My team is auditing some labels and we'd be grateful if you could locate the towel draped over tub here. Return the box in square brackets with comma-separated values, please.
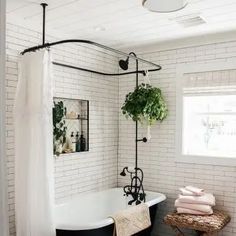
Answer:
[111, 203, 151, 236]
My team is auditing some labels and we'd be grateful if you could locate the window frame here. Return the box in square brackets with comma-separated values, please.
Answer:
[176, 60, 236, 166]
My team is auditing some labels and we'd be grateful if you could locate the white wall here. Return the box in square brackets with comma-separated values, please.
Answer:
[0, 0, 9, 235]
[5, 23, 119, 235]
[118, 41, 236, 236]
[5, 21, 236, 236]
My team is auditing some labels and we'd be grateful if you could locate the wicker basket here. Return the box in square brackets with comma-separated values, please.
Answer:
[164, 210, 230, 235]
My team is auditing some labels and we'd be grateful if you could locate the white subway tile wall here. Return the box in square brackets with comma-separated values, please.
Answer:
[118, 44, 236, 236]
[6, 23, 119, 236]
[5, 22, 236, 236]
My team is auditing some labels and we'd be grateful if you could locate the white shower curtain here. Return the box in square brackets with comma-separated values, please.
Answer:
[14, 50, 55, 236]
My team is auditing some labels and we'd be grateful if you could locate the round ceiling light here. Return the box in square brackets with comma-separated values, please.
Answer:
[142, 0, 188, 13]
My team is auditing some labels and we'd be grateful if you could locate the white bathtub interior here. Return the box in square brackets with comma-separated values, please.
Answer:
[54, 188, 166, 231]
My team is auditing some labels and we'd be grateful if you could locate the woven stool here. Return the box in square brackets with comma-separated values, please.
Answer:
[164, 210, 230, 236]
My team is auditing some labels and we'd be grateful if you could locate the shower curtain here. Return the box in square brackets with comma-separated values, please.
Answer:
[14, 50, 55, 236]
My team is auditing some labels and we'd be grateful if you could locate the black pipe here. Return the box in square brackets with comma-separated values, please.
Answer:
[40, 3, 48, 45]
[118, 52, 148, 204]
[137, 137, 147, 142]
[132, 52, 139, 196]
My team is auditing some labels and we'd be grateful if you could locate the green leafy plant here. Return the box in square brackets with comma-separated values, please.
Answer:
[53, 101, 67, 155]
[121, 83, 168, 125]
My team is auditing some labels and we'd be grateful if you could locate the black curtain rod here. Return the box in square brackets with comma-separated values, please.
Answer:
[21, 39, 161, 71]
[21, 4, 162, 77]
[53, 61, 161, 76]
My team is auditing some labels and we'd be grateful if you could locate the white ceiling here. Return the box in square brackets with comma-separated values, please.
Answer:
[6, 0, 236, 48]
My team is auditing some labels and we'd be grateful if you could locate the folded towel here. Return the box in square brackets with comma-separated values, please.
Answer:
[175, 199, 213, 213]
[179, 188, 197, 196]
[177, 207, 213, 215]
[185, 186, 204, 196]
[111, 203, 151, 236]
[178, 193, 215, 206]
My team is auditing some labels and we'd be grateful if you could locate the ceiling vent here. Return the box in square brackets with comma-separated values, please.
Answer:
[170, 14, 206, 28]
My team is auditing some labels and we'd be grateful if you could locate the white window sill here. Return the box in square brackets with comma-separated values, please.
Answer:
[176, 155, 236, 166]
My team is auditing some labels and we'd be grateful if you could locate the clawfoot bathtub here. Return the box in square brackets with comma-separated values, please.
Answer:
[55, 188, 166, 236]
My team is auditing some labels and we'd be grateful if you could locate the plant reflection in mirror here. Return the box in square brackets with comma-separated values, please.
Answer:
[53, 101, 67, 155]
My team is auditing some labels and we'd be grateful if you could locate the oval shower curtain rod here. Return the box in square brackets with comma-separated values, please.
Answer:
[21, 39, 161, 76]
[20, 3, 162, 76]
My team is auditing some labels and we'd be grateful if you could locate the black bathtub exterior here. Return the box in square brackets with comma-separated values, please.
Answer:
[56, 204, 158, 236]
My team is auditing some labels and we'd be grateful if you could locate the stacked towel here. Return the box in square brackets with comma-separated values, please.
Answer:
[175, 186, 215, 215]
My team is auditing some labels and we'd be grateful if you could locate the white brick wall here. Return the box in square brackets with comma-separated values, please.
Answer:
[6, 23, 119, 236]
[118, 42, 236, 236]
[5, 22, 236, 236]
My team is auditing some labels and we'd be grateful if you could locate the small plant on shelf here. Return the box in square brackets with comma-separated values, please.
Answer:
[121, 83, 168, 139]
[53, 101, 67, 156]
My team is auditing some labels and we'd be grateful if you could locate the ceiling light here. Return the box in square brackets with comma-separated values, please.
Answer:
[142, 0, 188, 13]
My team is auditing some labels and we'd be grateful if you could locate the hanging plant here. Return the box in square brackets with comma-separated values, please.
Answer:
[53, 101, 67, 156]
[121, 83, 168, 128]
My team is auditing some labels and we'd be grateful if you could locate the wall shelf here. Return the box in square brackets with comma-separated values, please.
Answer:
[53, 97, 89, 155]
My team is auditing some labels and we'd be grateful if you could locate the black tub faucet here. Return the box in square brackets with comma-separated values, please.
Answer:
[120, 166, 146, 205]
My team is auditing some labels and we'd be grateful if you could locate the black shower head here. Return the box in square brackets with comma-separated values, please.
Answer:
[119, 57, 129, 70]
[120, 167, 128, 176]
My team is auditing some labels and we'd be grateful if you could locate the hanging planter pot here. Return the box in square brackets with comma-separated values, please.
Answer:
[121, 83, 168, 139]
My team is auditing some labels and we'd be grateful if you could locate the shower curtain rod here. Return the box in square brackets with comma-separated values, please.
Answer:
[20, 4, 161, 76]
[21, 3, 161, 76]
[21, 39, 161, 76]
[52, 62, 157, 76]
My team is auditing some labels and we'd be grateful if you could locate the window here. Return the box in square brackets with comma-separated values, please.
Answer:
[183, 93, 236, 158]
[176, 61, 236, 165]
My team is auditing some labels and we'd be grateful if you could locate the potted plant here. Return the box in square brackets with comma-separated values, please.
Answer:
[121, 83, 168, 139]
[53, 101, 67, 156]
